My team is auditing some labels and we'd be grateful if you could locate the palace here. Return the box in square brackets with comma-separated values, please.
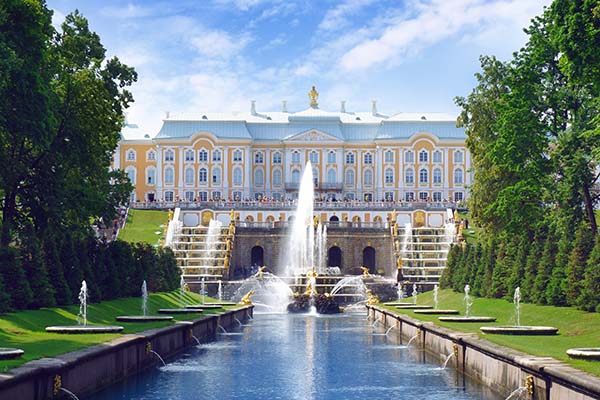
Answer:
[114, 88, 470, 205]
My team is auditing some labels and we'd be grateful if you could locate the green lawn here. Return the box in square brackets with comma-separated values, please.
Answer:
[457, 211, 479, 244]
[383, 289, 600, 376]
[119, 209, 168, 245]
[0, 290, 231, 372]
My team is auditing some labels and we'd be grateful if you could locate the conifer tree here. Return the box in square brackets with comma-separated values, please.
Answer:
[546, 232, 571, 306]
[43, 236, 72, 305]
[564, 223, 594, 306]
[0, 246, 32, 309]
[490, 241, 508, 298]
[533, 229, 557, 304]
[578, 236, 600, 311]
[21, 238, 55, 308]
[522, 235, 542, 302]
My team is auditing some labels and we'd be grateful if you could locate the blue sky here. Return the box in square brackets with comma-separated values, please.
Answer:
[47, 0, 551, 134]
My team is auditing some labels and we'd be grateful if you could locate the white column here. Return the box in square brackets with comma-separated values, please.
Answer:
[245, 147, 251, 197]
[113, 145, 120, 170]
[337, 149, 343, 182]
[223, 147, 229, 198]
[156, 146, 163, 199]
[398, 148, 403, 200]
[178, 147, 184, 198]
[375, 146, 382, 200]
[443, 147, 450, 200]
[265, 149, 271, 194]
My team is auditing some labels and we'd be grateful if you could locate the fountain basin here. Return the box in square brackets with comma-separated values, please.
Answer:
[566, 348, 600, 360]
[158, 308, 203, 314]
[45, 325, 124, 334]
[185, 304, 223, 310]
[204, 302, 236, 307]
[384, 302, 415, 306]
[413, 309, 460, 315]
[395, 305, 433, 310]
[0, 348, 24, 360]
[439, 316, 496, 322]
[480, 326, 558, 335]
[116, 316, 174, 322]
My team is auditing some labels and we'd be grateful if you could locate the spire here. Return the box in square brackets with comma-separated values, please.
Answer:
[250, 100, 257, 115]
[282, 100, 288, 113]
[340, 100, 346, 113]
[371, 100, 377, 115]
[308, 86, 319, 108]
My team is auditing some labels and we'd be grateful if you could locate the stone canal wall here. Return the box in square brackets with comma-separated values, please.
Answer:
[0, 306, 252, 400]
[367, 305, 600, 400]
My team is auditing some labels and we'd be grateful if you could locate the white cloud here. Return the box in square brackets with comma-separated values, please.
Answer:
[51, 9, 65, 30]
[213, 0, 276, 11]
[190, 30, 252, 59]
[318, 0, 377, 32]
[100, 3, 158, 18]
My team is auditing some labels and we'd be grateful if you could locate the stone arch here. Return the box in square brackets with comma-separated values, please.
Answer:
[245, 215, 254, 222]
[362, 246, 376, 273]
[327, 246, 342, 268]
[329, 215, 339, 222]
[251, 246, 264, 267]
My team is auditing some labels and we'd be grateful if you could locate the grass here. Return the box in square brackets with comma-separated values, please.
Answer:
[119, 209, 168, 245]
[457, 211, 479, 244]
[0, 290, 233, 372]
[382, 289, 600, 376]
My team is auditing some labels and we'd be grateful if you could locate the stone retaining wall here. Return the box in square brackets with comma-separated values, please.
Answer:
[0, 306, 253, 400]
[368, 306, 600, 400]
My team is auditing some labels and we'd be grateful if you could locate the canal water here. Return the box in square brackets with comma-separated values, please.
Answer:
[87, 312, 501, 400]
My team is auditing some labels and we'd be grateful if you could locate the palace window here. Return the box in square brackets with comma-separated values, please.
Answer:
[199, 168, 208, 183]
[126, 149, 136, 161]
[273, 169, 282, 186]
[345, 169, 355, 185]
[185, 150, 195, 162]
[385, 192, 394, 201]
[433, 168, 442, 184]
[419, 192, 429, 201]
[312, 168, 319, 185]
[184, 191, 194, 201]
[419, 150, 428, 163]
[146, 167, 156, 185]
[433, 192, 442, 202]
[309, 151, 319, 164]
[327, 169, 336, 184]
[212, 167, 222, 184]
[272, 152, 282, 164]
[164, 149, 174, 162]
[454, 150, 464, 163]
[184, 168, 194, 184]
[454, 192, 464, 202]
[212, 191, 221, 201]
[212, 149, 222, 162]
[364, 193, 373, 202]
[454, 168, 464, 184]
[419, 168, 428, 184]
[405, 192, 415, 202]
[198, 149, 208, 162]
[292, 151, 300, 163]
[164, 191, 174, 202]
[291, 169, 300, 184]
[328, 151, 336, 163]
[199, 191, 208, 201]
[147, 150, 156, 161]
[233, 168, 242, 185]
[405, 168, 414, 184]
[345, 193, 355, 200]
[433, 150, 442, 163]
[405, 150, 414, 163]
[385, 168, 394, 184]
[364, 169, 373, 185]
[345, 152, 355, 164]
[233, 191, 242, 201]
[273, 192, 282, 201]
[385, 150, 394, 163]
[254, 169, 264, 186]
[125, 166, 136, 185]
[364, 153, 373, 164]
[254, 152, 264, 164]
[164, 167, 174, 185]
[233, 150, 243, 162]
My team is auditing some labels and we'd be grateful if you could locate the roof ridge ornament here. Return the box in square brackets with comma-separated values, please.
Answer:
[308, 85, 319, 108]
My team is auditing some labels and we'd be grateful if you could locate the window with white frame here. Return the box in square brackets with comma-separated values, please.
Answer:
[419, 168, 428, 184]
[185, 150, 194, 162]
[292, 151, 300, 163]
[405, 150, 414, 163]
[198, 149, 208, 162]
[433, 192, 442, 202]
[385, 168, 394, 184]
[273, 192, 282, 201]
[312, 168, 319, 185]
[328, 151, 336, 163]
[212, 191, 221, 201]
[272, 169, 282, 186]
[254, 169, 264, 185]
[212, 167, 221, 184]
[164, 191, 174, 202]
[309, 151, 319, 164]
[419, 150, 428, 163]
[147, 150, 156, 161]
[184, 191, 194, 201]
[419, 192, 429, 201]
[454, 168, 464, 184]
[199, 168, 208, 183]
[199, 191, 208, 201]
[291, 169, 300, 183]
[454, 191, 464, 202]
[327, 169, 336, 183]
[405, 168, 414, 184]
[364, 153, 373, 164]
[364, 169, 373, 185]
[385, 150, 394, 163]
[212, 149, 221, 162]
[146, 167, 156, 185]
[345, 193, 355, 200]
[433, 150, 442, 163]
[126, 149, 136, 161]
[254, 152, 264, 164]
[125, 166, 136, 184]
[272, 152, 282, 164]
[233, 149, 243, 162]
[385, 192, 394, 201]
[345, 169, 355, 185]
[454, 150, 464, 163]
[164, 167, 174, 185]
[184, 168, 194, 184]
[433, 168, 442, 184]
[164, 149, 174, 162]
[346, 152, 355, 164]
[405, 192, 415, 201]
[233, 168, 242, 185]
[233, 191, 242, 201]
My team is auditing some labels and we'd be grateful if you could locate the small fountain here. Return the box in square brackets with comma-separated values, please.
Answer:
[117, 281, 174, 322]
[287, 269, 341, 314]
[46, 281, 124, 333]
[159, 279, 205, 315]
[441, 352, 454, 369]
[0, 348, 24, 360]
[406, 333, 420, 347]
[480, 287, 558, 335]
[414, 284, 459, 315]
[233, 269, 293, 312]
[439, 284, 496, 323]
[383, 283, 414, 306]
[394, 283, 432, 310]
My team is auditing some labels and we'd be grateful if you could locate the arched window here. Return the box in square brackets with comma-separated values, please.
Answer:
[272, 152, 282, 164]
[433, 168, 442, 184]
[233, 149, 243, 162]
[328, 151, 336, 163]
[212, 149, 222, 162]
[185, 150, 194, 162]
[273, 169, 282, 185]
[198, 149, 208, 162]
[292, 169, 300, 184]
[146, 167, 156, 185]
[364, 153, 373, 164]
[419, 150, 428, 163]
[125, 166, 136, 184]
[384, 150, 394, 163]
[199, 168, 208, 183]
[327, 169, 336, 184]
[405, 168, 414, 184]
[254, 152, 264, 164]
[345, 152, 355, 164]
[405, 150, 414, 163]
[454, 168, 464, 184]
[309, 151, 319, 164]
[254, 169, 264, 185]
[164, 149, 174, 162]
[164, 167, 174, 184]
[433, 150, 442, 163]
[385, 168, 394, 184]
[185, 167, 194, 184]
[345, 169, 355, 185]
[292, 151, 300, 163]
[419, 168, 428, 184]
[147, 150, 156, 161]
[364, 169, 373, 185]
[233, 168, 242, 185]
[126, 149, 136, 161]
[212, 167, 222, 184]
[454, 150, 464, 163]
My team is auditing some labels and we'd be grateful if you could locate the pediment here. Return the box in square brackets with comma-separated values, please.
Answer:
[284, 129, 343, 143]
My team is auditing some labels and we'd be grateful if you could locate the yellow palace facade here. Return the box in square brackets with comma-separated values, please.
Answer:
[114, 92, 470, 204]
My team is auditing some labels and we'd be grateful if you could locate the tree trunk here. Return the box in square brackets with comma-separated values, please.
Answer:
[583, 183, 597, 236]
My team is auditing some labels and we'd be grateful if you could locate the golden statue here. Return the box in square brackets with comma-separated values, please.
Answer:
[168, 209, 174, 221]
[224, 256, 230, 270]
[306, 268, 318, 279]
[313, 215, 319, 228]
[255, 266, 266, 280]
[308, 85, 319, 108]
[240, 290, 254, 305]
[228, 223, 235, 236]
[183, 283, 190, 292]
[397, 256, 403, 269]
[360, 266, 371, 277]
[229, 209, 235, 221]
[390, 209, 397, 224]
[365, 289, 379, 305]
[393, 223, 398, 237]
[342, 215, 348, 222]
[453, 209, 459, 222]
[304, 282, 317, 297]
[226, 239, 231, 251]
